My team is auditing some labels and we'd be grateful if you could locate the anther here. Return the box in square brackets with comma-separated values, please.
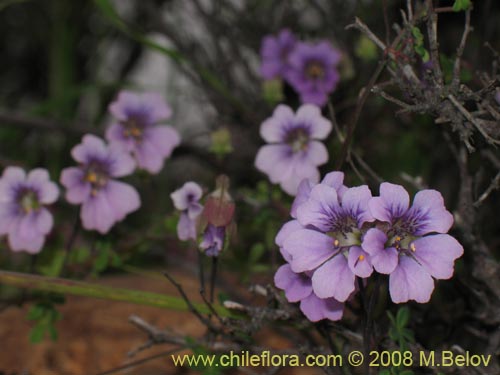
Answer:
[410, 243, 416, 252]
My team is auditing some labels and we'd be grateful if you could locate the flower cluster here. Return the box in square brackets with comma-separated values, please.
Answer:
[171, 176, 235, 258]
[275, 172, 464, 321]
[260, 29, 341, 107]
[1, 91, 180, 251]
[0, 167, 59, 253]
[255, 104, 332, 196]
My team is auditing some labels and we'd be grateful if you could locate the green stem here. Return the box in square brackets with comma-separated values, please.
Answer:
[0, 270, 239, 318]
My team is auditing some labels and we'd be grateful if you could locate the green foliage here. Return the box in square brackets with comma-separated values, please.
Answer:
[92, 241, 122, 276]
[262, 79, 284, 104]
[37, 249, 66, 277]
[388, 307, 415, 351]
[27, 299, 63, 344]
[355, 35, 378, 61]
[440, 54, 472, 84]
[453, 0, 472, 12]
[411, 27, 430, 62]
[209, 128, 233, 158]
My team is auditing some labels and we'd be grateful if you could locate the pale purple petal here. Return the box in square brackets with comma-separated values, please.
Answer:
[8, 213, 45, 254]
[0, 203, 17, 234]
[141, 92, 172, 121]
[362, 228, 398, 274]
[274, 264, 312, 302]
[27, 169, 59, 204]
[283, 229, 334, 273]
[260, 105, 294, 143]
[296, 184, 339, 232]
[300, 293, 344, 322]
[295, 104, 332, 140]
[109, 91, 140, 120]
[35, 208, 54, 235]
[80, 193, 117, 234]
[341, 185, 373, 226]
[255, 144, 294, 183]
[305, 141, 328, 166]
[290, 179, 314, 218]
[108, 144, 136, 177]
[369, 182, 410, 222]
[177, 212, 197, 241]
[411, 234, 464, 279]
[146, 126, 181, 158]
[347, 246, 373, 278]
[170, 182, 203, 211]
[312, 254, 355, 302]
[60, 167, 90, 204]
[71, 135, 107, 164]
[0, 167, 25, 202]
[106, 123, 135, 152]
[103, 180, 141, 221]
[409, 189, 454, 235]
[389, 256, 434, 303]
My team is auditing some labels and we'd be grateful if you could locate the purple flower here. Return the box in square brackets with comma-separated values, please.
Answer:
[60, 135, 141, 234]
[255, 104, 332, 196]
[171, 182, 203, 241]
[0, 167, 59, 253]
[286, 41, 341, 107]
[106, 91, 181, 174]
[260, 29, 297, 80]
[274, 220, 344, 322]
[200, 224, 225, 257]
[363, 183, 463, 303]
[282, 181, 374, 302]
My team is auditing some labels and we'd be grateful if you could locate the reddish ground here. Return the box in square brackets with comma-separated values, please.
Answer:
[0, 268, 322, 375]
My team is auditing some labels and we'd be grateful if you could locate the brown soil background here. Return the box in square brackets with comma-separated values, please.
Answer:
[0, 268, 322, 375]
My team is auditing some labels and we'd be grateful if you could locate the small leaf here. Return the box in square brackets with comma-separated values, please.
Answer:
[249, 243, 265, 264]
[29, 323, 47, 344]
[396, 307, 410, 328]
[27, 305, 46, 321]
[453, 0, 472, 12]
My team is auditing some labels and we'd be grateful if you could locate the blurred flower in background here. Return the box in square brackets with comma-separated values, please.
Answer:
[60, 135, 140, 234]
[255, 104, 332, 196]
[171, 181, 203, 241]
[0, 167, 59, 253]
[259, 29, 297, 80]
[106, 91, 181, 174]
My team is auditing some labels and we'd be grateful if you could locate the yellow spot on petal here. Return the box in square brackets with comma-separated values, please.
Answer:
[410, 243, 417, 252]
[395, 236, 401, 242]
[333, 239, 340, 247]
[130, 127, 141, 137]
[358, 255, 365, 261]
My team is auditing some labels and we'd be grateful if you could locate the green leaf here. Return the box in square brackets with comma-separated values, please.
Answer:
[29, 323, 47, 344]
[355, 35, 378, 61]
[249, 243, 265, 264]
[453, 0, 472, 11]
[38, 250, 66, 277]
[27, 305, 46, 321]
[262, 79, 284, 104]
[396, 307, 410, 328]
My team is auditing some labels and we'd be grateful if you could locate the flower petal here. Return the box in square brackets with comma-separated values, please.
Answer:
[389, 256, 434, 303]
[274, 264, 312, 302]
[295, 104, 332, 140]
[296, 184, 339, 232]
[260, 105, 294, 143]
[80, 193, 116, 234]
[369, 182, 410, 222]
[177, 212, 196, 241]
[104, 181, 141, 221]
[300, 293, 344, 322]
[283, 229, 334, 273]
[409, 189, 454, 235]
[411, 234, 463, 279]
[347, 246, 373, 278]
[28, 169, 59, 204]
[341, 185, 373, 226]
[60, 167, 90, 204]
[312, 254, 355, 301]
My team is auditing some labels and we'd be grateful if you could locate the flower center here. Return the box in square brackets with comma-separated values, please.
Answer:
[84, 161, 110, 196]
[388, 233, 417, 254]
[17, 188, 40, 214]
[306, 61, 325, 79]
[285, 127, 310, 152]
[122, 116, 145, 141]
